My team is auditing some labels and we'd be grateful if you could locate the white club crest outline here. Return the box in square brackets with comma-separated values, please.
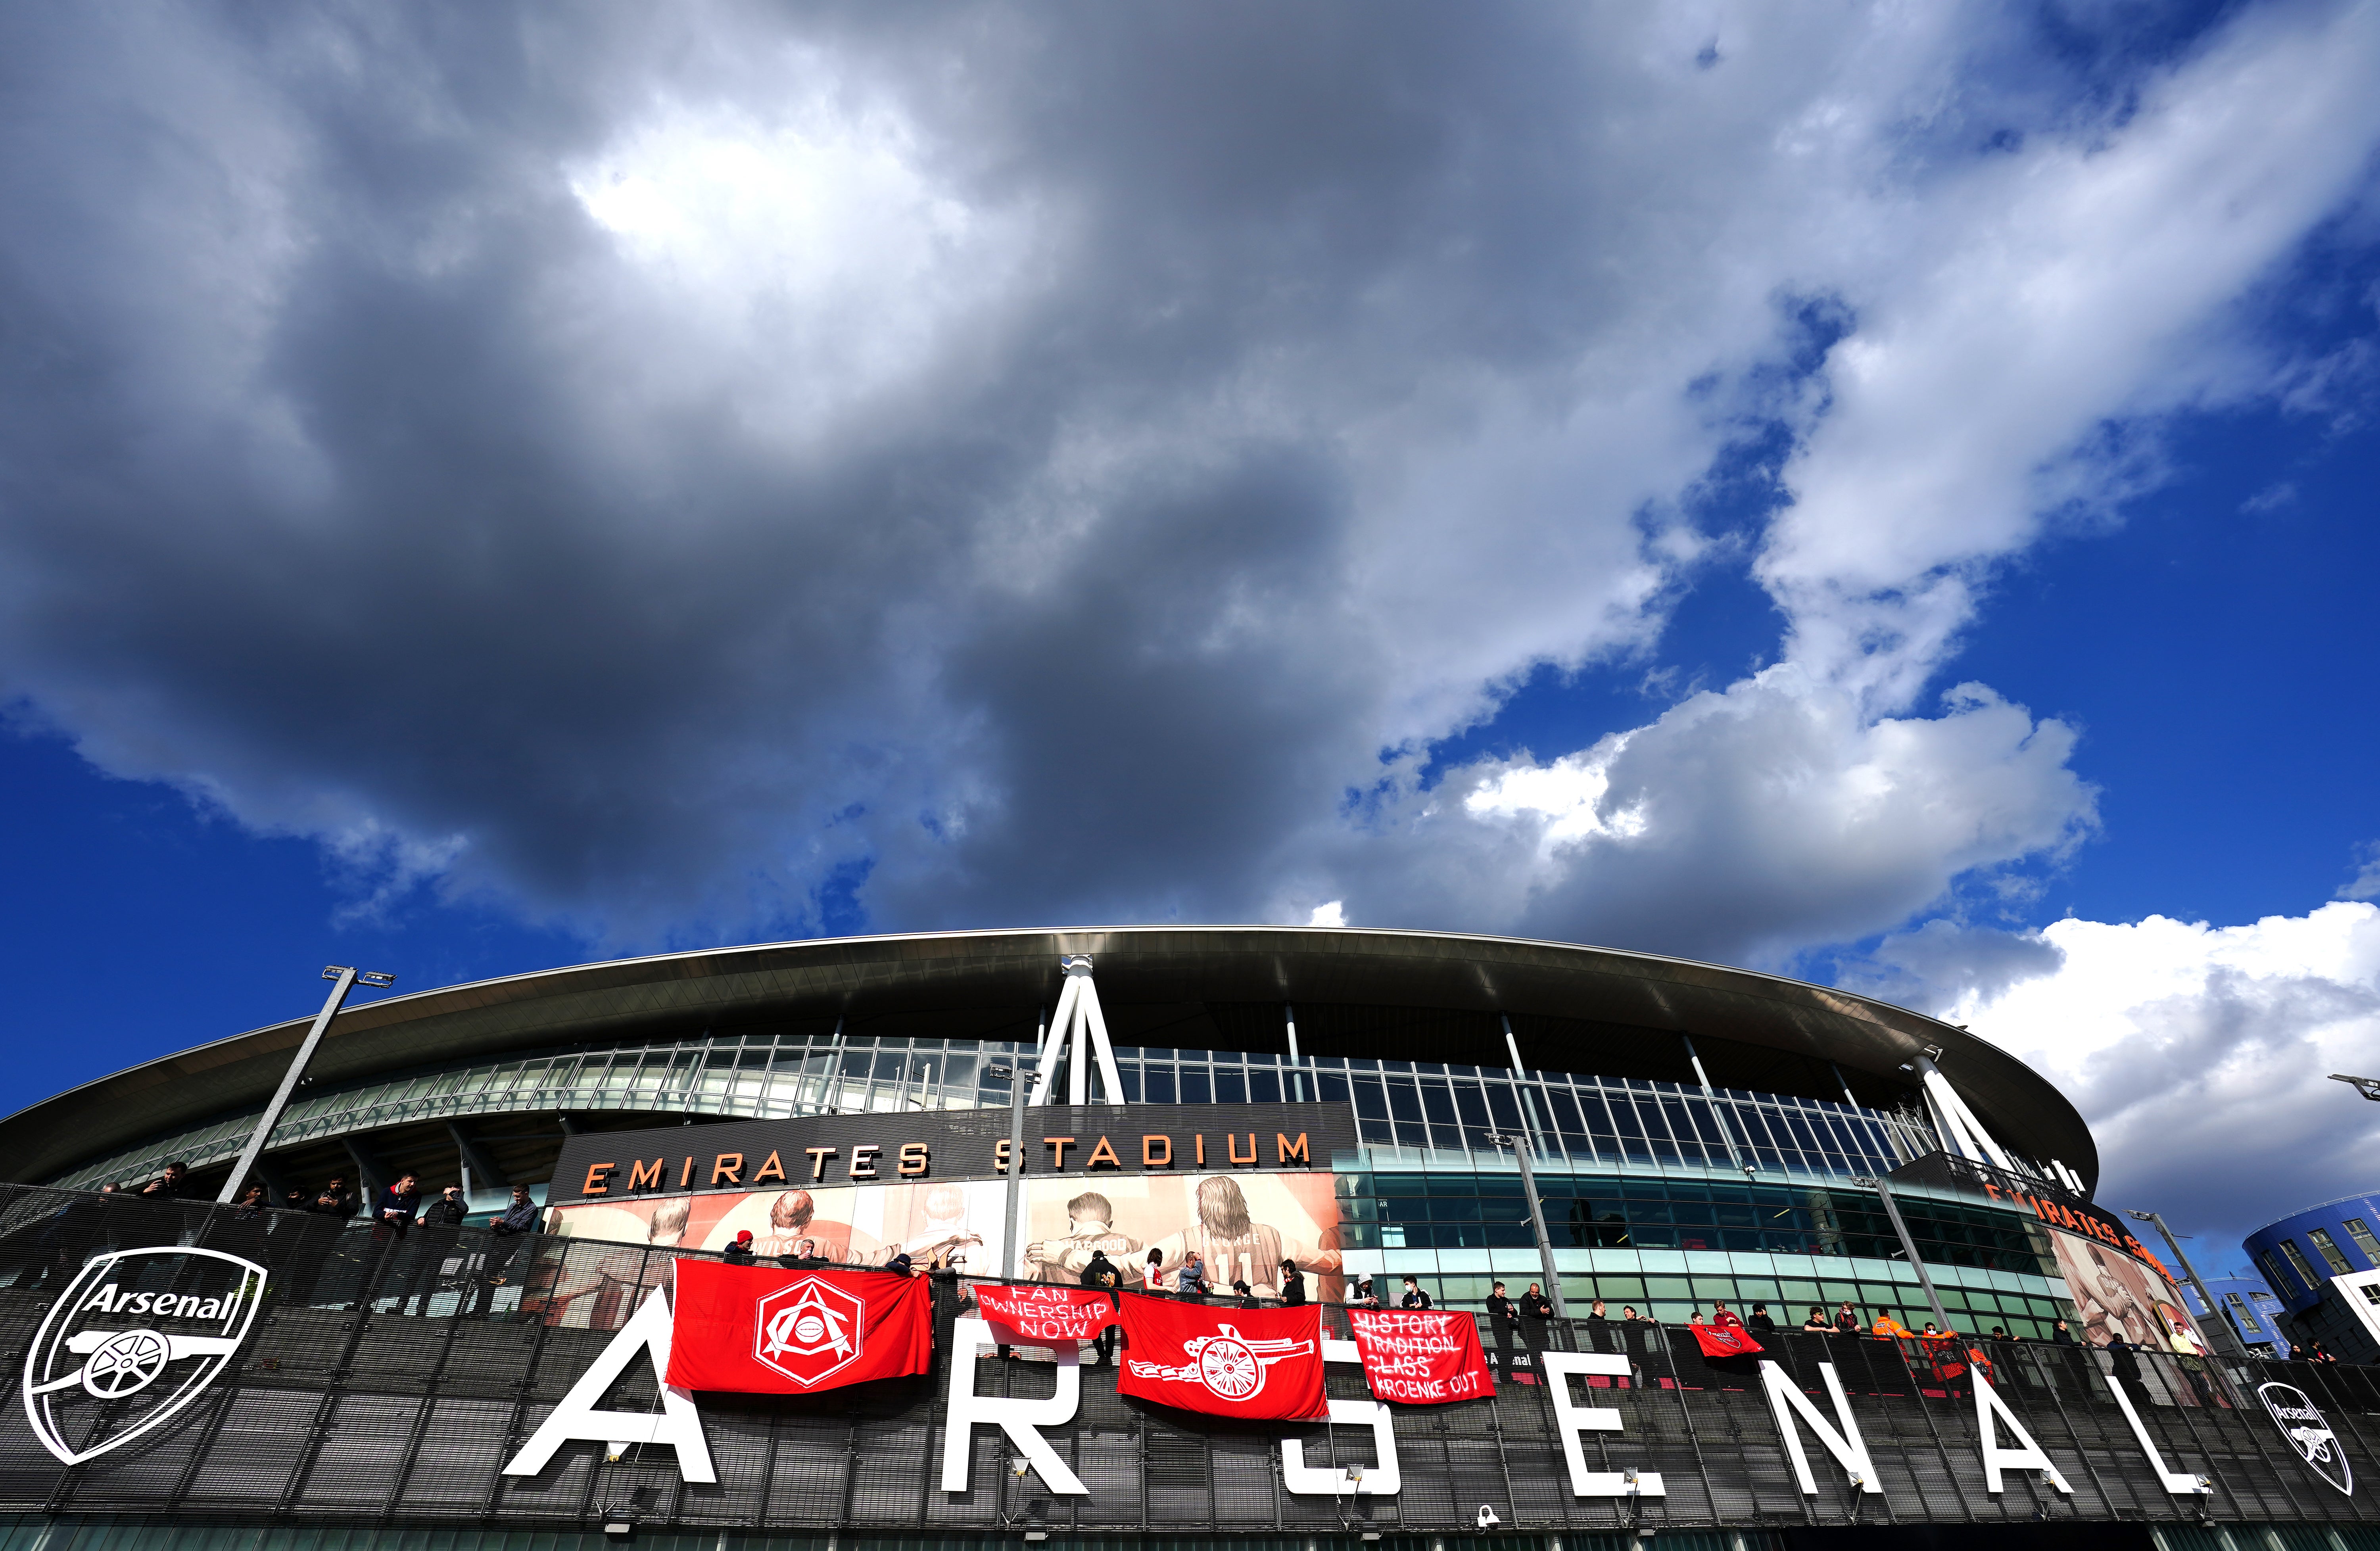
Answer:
[21, 1247, 268, 1467]
[752, 1276, 868, 1387]
[2260, 1381, 2353, 1496]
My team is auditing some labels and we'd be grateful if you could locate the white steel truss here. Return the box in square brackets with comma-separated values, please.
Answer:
[1027, 954, 1127, 1106]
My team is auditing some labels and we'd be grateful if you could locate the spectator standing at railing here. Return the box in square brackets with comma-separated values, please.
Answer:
[1484, 1281, 1519, 1365]
[1401, 1277, 1432, 1310]
[1748, 1304, 1776, 1335]
[392, 1183, 466, 1315]
[1231, 1278, 1259, 1309]
[1142, 1247, 1167, 1294]
[141, 1161, 199, 1200]
[1278, 1259, 1307, 1307]
[1711, 1300, 1744, 1330]
[722, 1231, 757, 1266]
[1835, 1301, 1861, 1335]
[1177, 1250, 1210, 1301]
[310, 1177, 360, 1219]
[1082, 1249, 1121, 1368]
[471, 1184, 545, 1316]
[349, 1172, 420, 1311]
[1803, 1307, 1831, 1332]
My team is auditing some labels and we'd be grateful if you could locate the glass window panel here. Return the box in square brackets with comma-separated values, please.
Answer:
[1249, 1070, 1282, 1103]
[2281, 1240, 2320, 1290]
[1144, 1068, 1177, 1104]
[1215, 1069, 1247, 1104]
[2347, 1219, 2380, 1264]
[2309, 1228, 2354, 1275]
[1385, 1081, 1424, 1125]
[1180, 1069, 1212, 1104]
[1420, 1082, 1459, 1126]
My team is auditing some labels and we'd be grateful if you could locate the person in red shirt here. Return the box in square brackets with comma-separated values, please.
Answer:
[1711, 1300, 1745, 1330]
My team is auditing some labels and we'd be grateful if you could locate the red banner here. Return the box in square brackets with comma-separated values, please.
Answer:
[665, 1261, 931, 1394]
[1689, 1321, 1764, 1358]
[973, 1284, 1118, 1344]
[1344, 1308, 1494, 1403]
[1119, 1294, 1326, 1420]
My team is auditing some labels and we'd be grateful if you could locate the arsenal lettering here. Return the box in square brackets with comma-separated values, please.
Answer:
[664, 1261, 931, 1394]
[1344, 1308, 1493, 1403]
[1118, 1294, 1326, 1420]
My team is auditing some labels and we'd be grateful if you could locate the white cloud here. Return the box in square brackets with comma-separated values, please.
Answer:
[0, 3, 2372, 961]
[1306, 900, 1346, 928]
[1856, 903, 2380, 1259]
[1333, 668, 2092, 964]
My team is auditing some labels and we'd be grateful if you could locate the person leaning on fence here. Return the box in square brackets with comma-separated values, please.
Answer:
[1803, 1307, 1831, 1332]
[351, 1172, 421, 1311]
[1748, 1303, 1776, 1335]
[395, 1183, 467, 1315]
[1177, 1250, 1209, 1300]
[721, 1230, 757, 1266]
[1401, 1277, 1432, 1310]
[1278, 1258, 1307, 1307]
[142, 1160, 199, 1200]
[1519, 1280, 1555, 1350]
[1835, 1300, 1861, 1334]
[1081, 1248, 1121, 1368]
[470, 1184, 544, 1316]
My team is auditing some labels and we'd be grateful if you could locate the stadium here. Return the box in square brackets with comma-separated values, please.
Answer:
[2, 925, 2090, 1333]
[0, 925, 2372, 1549]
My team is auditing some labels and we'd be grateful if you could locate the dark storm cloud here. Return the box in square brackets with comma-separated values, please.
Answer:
[0, 1, 2371, 954]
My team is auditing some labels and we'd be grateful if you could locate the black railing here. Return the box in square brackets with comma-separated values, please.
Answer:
[0, 1184, 2372, 1534]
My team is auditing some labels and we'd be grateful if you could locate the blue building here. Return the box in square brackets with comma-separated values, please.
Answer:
[2243, 1190, 2380, 1360]
[2181, 1271, 2288, 1357]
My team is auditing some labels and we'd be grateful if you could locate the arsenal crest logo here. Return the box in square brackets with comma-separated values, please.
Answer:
[21, 1247, 267, 1465]
[752, 1276, 867, 1387]
[1127, 1323, 1314, 1401]
[2260, 1382, 2353, 1495]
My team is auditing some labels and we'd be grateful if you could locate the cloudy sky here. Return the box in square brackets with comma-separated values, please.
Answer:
[3, 0, 2378, 1263]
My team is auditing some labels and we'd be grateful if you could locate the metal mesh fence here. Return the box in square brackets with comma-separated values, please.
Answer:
[0, 1185, 2373, 1536]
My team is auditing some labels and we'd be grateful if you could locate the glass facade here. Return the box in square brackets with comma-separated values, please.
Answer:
[1339, 1167, 2075, 1338]
[53, 1029, 1936, 1194]
[38, 999, 2075, 1339]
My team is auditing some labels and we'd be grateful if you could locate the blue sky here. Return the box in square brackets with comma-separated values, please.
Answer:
[2, 1, 2378, 1265]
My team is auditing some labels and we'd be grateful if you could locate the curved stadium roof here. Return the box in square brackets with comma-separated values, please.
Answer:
[0, 926, 2094, 1189]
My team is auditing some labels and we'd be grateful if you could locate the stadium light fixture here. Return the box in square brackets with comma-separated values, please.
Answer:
[2329, 1074, 2380, 1102]
[216, 965, 394, 1205]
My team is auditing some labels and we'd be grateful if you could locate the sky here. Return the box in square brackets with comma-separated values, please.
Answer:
[2, 0, 2378, 1272]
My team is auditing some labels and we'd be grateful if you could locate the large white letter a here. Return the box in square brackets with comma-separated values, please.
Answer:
[503, 1286, 716, 1483]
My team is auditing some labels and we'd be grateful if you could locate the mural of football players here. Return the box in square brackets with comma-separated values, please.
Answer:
[1143, 1175, 1337, 1300]
[1024, 1189, 1142, 1282]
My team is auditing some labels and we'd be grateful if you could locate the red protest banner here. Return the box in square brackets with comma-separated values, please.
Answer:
[1344, 1308, 1494, 1404]
[665, 1261, 932, 1394]
[973, 1284, 1118, 1344]
[1119, 1294, 1326, 1420]
[1688, 1319, 1764, 1358]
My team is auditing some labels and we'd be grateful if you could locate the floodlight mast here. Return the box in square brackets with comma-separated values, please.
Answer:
[216, 965, 395, 1205]
[2329, 1074, 2380, 1102]
[2125, 1207, 2255, 1364]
